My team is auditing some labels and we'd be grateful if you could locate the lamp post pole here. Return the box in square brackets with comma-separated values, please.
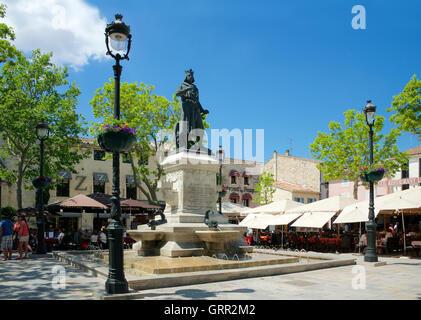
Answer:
[104, 14, 131, 294]
[218, 146, 223, 214]
[36, 136, 47, 254]
[364, 100, 378, 263]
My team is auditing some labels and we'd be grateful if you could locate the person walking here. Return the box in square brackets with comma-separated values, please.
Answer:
[15, 215, 31, 259]
[0, 212, 14, 261]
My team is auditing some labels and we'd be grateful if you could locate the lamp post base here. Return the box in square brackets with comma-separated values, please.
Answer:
[364, 220, 378, 263]
[105, 219, 129, 295]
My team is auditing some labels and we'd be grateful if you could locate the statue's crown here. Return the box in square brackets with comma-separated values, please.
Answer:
[185, 69, 194, 75]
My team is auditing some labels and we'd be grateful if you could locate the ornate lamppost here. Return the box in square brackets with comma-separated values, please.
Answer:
[104, 13, 132, 294]
[363, 100, 378, 262]
[34, 120, 50, 254]
[217, 146, 224, 214]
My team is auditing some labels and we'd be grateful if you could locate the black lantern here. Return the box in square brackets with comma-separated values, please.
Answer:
[105, 14, 132, 60]
[363, 100, 376, 126]
[36, 120, 50, 141]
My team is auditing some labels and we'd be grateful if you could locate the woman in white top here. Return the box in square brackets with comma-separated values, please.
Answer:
[90, 231, 98, 244]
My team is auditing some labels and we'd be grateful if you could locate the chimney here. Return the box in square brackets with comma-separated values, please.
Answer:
[285, 150, 290, 156]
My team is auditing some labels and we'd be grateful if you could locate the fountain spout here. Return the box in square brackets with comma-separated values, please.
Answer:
[204, 210, 219, 230]
[147, 210, 167, 230]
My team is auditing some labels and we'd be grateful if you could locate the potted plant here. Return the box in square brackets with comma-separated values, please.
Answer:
[219, 186, 227, 198]
[97, 120, 137, 153]
[360, 166, 388, 183]
[32, 177, 52, 190]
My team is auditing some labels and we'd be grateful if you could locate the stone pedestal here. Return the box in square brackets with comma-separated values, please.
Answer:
[128, 150, 250, 257]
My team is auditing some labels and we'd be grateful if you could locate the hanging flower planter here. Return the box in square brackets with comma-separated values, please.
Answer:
[219, 187, 227, 198]
[98, 123, 136, 153]
[360, 167, 388, 183]
[32, 177, 52, 190]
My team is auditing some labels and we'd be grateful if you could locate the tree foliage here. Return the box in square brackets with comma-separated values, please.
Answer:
[310, 109, 408, 199]
[90, 81, 181, 204]
[0, 4, 20, 63]
[254, 171, 276, 205]
[0, 50, 88, 208]
[388, 75, 421, 140]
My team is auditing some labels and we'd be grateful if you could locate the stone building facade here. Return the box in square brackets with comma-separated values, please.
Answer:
[264, 150, 323, 203]
[220, 158, 263, 208]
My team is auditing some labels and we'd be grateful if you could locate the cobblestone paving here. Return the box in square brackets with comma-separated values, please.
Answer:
[139, 253, 421, 300]
[0, 251, 420, 300]
[0, 253, 104, 300]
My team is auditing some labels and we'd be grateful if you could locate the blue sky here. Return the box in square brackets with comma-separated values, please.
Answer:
[4, 0, 421, 162]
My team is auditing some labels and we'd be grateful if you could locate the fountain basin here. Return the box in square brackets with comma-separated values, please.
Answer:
[194, 230, 240, 242]
[127, 230, 164, 241]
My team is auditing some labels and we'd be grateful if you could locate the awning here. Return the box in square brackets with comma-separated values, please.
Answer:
[57, 170, 72, 179]
[229, 170, 240, 177]
[291, 211, 337, 229]
[242, 172, 252, 178]
[229, 192, 240, 200]
[93, 172, 109, 183]
[266, 213, 303, 226]
[239, 214, 273, 229]
[242, 193, 252, 200]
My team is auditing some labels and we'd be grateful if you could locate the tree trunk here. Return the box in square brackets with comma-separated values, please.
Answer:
[353, 179, 359, 200]
[16, 167, 23, 209]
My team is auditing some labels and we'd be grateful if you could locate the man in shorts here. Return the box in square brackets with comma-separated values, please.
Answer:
[0, 213, 14, 261]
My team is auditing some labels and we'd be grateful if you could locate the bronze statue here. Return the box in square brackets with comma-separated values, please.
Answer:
[175, 69, 209, 151]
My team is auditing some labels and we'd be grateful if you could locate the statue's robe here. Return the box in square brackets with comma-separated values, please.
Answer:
[175, 81, 205, 133]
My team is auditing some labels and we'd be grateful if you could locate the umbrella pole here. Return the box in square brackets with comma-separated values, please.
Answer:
[281, 227, 284, 249]
[359, 222, 361, 254]
[401, 211, 406, 256]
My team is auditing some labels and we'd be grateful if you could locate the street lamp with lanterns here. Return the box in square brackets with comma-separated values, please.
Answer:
[104, 13, 131, 295]
[35, 119, 50, 254]
[217, 146, 224, 214]
[363, 100, 378, 263]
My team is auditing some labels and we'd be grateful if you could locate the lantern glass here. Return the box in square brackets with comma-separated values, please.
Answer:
[110, 32, 127, 51]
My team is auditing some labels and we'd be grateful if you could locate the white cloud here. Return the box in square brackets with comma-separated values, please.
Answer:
[2, 0, 108, 70]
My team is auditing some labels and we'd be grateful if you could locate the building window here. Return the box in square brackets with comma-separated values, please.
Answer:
[243, 199, 249, 207]
[122, 153, 131, 164]
[126, 185, 137, 199]
[56, 179, 70, 197]
[94, 150, 105, 161]
[294, 197, 304, 203]
[94, 182, 105, 194]
[244, 177, 249, 185]
[231, 176, 237, 184]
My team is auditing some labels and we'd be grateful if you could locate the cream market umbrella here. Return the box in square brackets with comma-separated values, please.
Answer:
[286, 196, 358, 214]
[239, 213, 274, 229]
[334, 187, 421, 254]
[291, 211, 337, 229]
[241, 199, 303, 216]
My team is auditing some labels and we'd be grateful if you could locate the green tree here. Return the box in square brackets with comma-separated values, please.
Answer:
[90, 81, 181, 204]
[254, 171, 276, 205]
[0, 3, 20, 63]
[388, 75, 421, 140]
[310, 109, 408, 199]
[0, 50, 88, 209]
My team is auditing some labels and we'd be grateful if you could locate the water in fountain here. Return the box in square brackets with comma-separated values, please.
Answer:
[232, 254, 240, 261]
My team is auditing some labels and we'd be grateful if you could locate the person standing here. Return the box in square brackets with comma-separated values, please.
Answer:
[0, 213, 14, 261]
[15, 215, 30, 259]
[99, 227, 107, 249]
